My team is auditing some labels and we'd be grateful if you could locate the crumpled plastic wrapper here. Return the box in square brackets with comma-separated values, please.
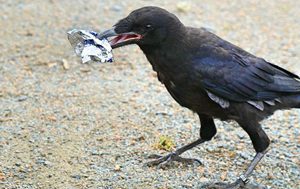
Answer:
[67, 29, 113, 63]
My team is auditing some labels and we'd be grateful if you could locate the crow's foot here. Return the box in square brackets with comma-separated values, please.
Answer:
[145, 152, 202, 167]
[208, 179, 266, 189]
[208, 179, 245, 189]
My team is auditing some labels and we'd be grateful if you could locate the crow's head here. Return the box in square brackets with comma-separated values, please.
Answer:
[98, 6, 184, 48]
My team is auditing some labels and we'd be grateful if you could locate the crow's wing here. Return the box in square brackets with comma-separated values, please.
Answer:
[193, 45, 300, 103]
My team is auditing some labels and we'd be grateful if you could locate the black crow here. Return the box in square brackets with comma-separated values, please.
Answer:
[98, 6, 300, 188]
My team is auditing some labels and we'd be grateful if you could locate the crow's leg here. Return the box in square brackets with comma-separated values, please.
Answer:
[210, 151, 268, 189]
[210, 122, 270, 189]
[146, 114, 216, 167]
[236, 151, 267, 186]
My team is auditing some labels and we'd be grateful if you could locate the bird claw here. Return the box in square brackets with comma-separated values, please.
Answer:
[145, 152, 202, 167]
[208, 179, 267, 189]
[147, 154, 164, 159]
[208, 180, 244, 189]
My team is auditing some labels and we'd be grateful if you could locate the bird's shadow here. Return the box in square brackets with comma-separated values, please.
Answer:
[201, 182, 267, 189]
[142, 160, 202, 171]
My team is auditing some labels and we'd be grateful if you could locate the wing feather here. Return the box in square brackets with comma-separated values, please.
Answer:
[193, 46, 300, 105]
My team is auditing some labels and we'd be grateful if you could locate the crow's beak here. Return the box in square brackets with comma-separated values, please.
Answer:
[97, 27, 142, 49]
[97, 27, 118, 39]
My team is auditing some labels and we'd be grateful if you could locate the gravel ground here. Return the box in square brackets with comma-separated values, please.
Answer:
[0, 0, 299, 188]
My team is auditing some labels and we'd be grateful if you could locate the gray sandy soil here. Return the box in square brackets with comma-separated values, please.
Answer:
[0, 0, 299, 188]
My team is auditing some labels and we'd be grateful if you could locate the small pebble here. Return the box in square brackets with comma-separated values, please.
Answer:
[62, 59, 70, 70]
[114, 165, 121, 171]
[17, 95, 27, 102]
[110, 5, 122, 12]
[176, 2, 191, 13]
[71, 174, 81, 180]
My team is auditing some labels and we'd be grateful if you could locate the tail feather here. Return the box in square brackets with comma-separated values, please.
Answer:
[281, 94, 300, 109]
[291, 94, 300, 108]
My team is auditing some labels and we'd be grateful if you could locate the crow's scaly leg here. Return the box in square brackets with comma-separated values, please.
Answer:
[238, 151, 267, 184]
[210, 151, 268, 189]
[210, 119, 270, 189]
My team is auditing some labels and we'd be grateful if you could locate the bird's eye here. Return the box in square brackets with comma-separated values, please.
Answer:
[145, 24, 152, 29]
